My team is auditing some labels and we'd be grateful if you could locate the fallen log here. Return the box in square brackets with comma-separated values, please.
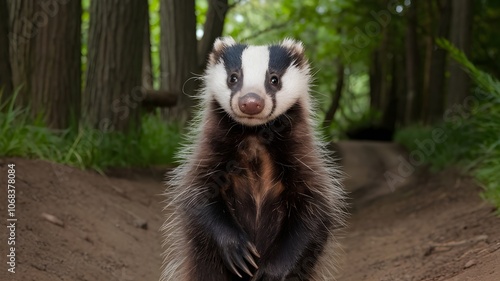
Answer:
[142, 89, 178, 108]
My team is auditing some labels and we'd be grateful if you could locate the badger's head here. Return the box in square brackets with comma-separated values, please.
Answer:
[204, 37, 311, 127]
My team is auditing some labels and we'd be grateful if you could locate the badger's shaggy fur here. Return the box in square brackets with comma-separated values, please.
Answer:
[161, 37, 346, 281]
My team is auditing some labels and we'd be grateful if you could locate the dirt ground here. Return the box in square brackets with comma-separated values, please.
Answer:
[0, 141, 499, 281]
[336, 142, 500, 281]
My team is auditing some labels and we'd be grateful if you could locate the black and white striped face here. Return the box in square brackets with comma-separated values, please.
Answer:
[205, 37, 311, 126]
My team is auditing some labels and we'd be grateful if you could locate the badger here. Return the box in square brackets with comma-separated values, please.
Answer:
[161, 37, 346, 281]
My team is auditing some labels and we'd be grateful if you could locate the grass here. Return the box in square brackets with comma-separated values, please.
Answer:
[395, 39, 500, 210]
[61, 112, 182, 171]
[0, 90, 65, 161]
[0, 91, 182, 172]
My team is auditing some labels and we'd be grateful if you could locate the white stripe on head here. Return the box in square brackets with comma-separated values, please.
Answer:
[241, 46, 270, 92]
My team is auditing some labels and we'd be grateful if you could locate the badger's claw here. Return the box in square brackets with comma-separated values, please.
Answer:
[220, 234, 259, 278]
[233, 251, 253, 277]
[244, 242, 260, 268]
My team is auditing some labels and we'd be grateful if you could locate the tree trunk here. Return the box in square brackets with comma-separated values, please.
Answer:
[369, 27, 390, 124]
[0, 0, 12, 100]
[84, 0, 147, 132]
[8, 0, 81, 129]
[396, 53, 407, 125]
[160, 0, 198, 122]
[382, 53, 398, 130]
[323, 61, 345, 129]
[369, 50, 382, 111]
[421, 0, 436, 123]
[378, 28, 390, 114]
[427, 0, 452, 124]
[404, 0, 420, 124]
[142, 10, 153, 91]
[198, 0, 229, 68]
[447, 0, 473, 108]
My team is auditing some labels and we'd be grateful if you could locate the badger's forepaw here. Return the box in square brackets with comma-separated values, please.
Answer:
[220, 234, 260, 278]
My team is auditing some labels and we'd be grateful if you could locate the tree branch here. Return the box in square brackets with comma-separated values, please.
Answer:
[239, 22, 289, 42]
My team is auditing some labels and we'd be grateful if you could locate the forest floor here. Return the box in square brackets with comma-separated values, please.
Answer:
[0, 141, 499, 281]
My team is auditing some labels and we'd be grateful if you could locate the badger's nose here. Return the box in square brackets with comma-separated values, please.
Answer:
[238, 93, 264, 115]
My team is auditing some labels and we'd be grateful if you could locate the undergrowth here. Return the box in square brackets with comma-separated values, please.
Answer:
[395, 39, 500, 210]
[0, 92, 181, 172]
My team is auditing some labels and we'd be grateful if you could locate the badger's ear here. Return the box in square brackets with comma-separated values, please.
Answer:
[209, 37, 236, 65]
[280, 38, 307, 68]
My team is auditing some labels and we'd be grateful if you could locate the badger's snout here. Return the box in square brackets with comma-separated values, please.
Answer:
[238, 93, 265, 115]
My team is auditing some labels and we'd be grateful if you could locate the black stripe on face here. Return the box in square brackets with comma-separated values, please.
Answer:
[268, 45, 294, 75]
[221, 44, 247, 71]
[221, 44, 247, 97]
[266, 45, 294, 115]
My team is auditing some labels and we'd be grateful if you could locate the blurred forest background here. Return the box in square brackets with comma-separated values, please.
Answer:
[0, 0, 499, 206]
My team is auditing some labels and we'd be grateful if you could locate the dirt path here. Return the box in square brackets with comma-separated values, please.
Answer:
[336, 141, 500, 281]
[0, 141, 499, 281]
[0, 159, 166, 281]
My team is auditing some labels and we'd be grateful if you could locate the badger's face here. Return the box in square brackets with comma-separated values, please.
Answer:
[204, 37, 311, 127]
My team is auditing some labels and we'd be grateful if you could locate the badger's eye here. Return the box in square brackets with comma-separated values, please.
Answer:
[270, 75, 279, 85]
[228, 73, 239, 84]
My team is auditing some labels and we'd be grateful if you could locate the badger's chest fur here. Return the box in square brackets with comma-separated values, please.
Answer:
[162, 37, 345, 281]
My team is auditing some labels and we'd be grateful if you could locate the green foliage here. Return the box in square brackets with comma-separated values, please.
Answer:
[138, 112, 182, 166]
[0, 91, 181, 171]
[395, 122, 482, 172]
[81, 0, 90, 82]
[149, 0, 161, 89]
[0, 89, 65, 161]
[473, 0, 500, 78]
[396, 41, 500, 209]
[437, 38, 500, 96]
[61, 111, 181, 171]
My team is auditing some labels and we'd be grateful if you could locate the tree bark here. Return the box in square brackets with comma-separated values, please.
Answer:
[421, 0, 436, 123]
[142, 9, 153, 91]
[369, 50, 382, 111]
[447, 0, 473, 108]
[198, 0, 229, 68]
[160, 0, 198, 122]
[323, 61, 345, 129]
[369, 27, 390, 121]
[426, 0, 452, 124]
[0, 0, 12, 100]
[84, 0, 147, 132]
[404, 0, 420, 124]
[382, 53, 399, 130]
[378, 28, 390, 113]
[396, 53, 407, 125]
[8, 0, 81, 129]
